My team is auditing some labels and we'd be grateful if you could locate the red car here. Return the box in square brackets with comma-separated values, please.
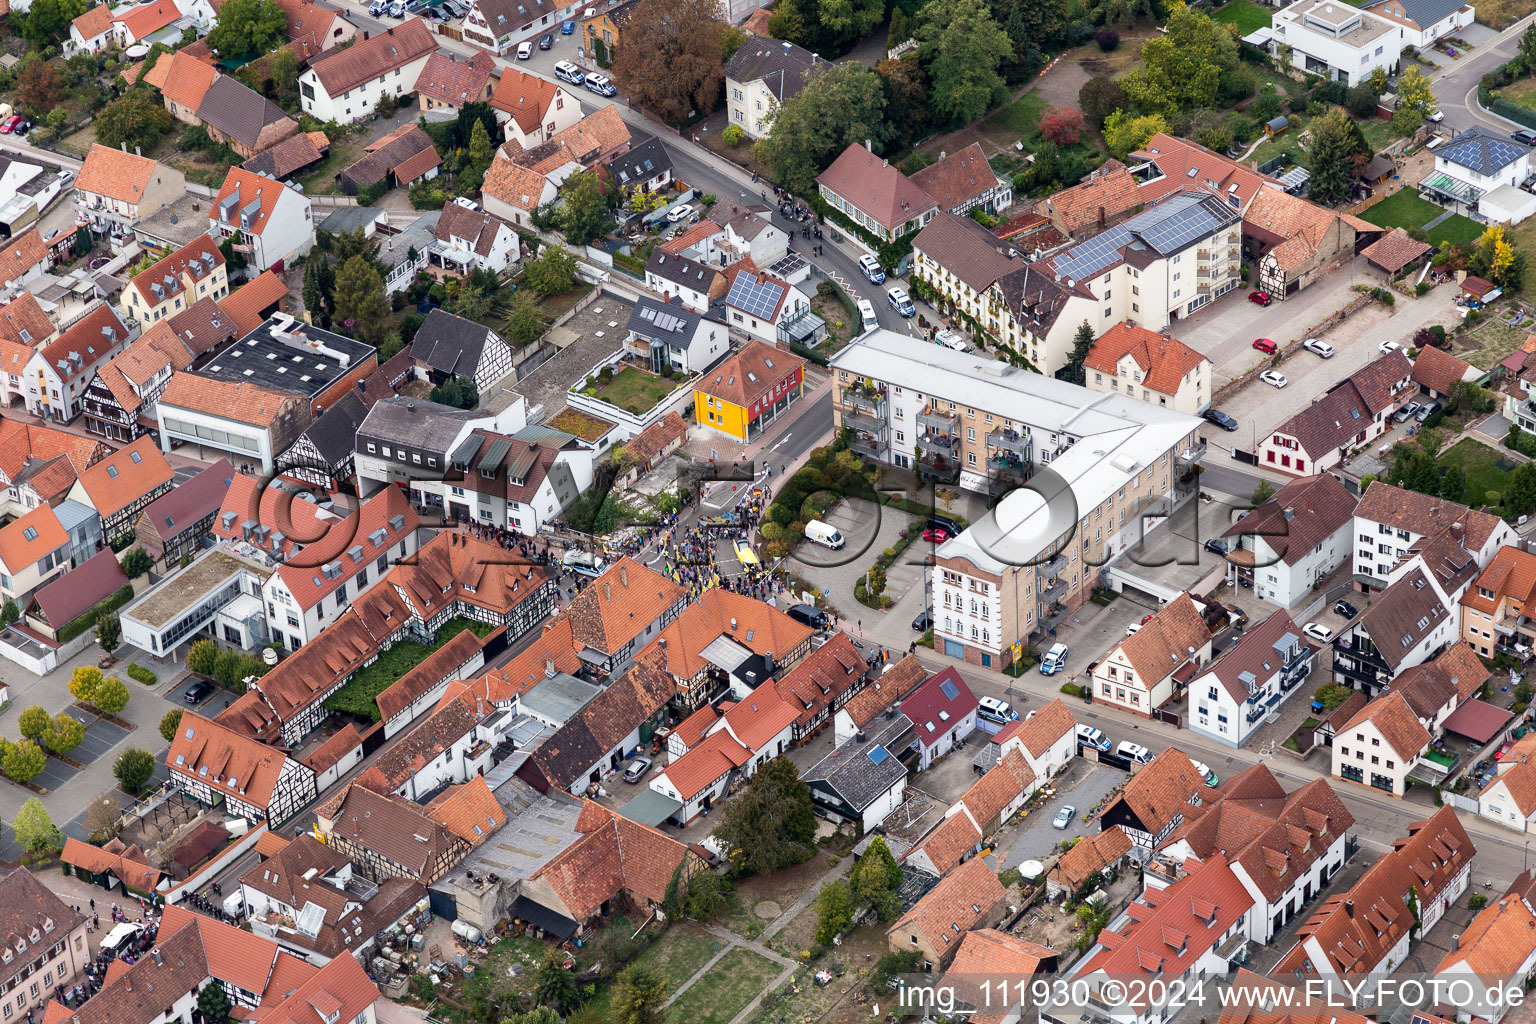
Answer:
[0, 116, 21, 135]
[1248, 291, 1272, 306]
[922, 527, 952, 543]
[1252, 338, 1277, 354]
[1141, 613, 1155, 624]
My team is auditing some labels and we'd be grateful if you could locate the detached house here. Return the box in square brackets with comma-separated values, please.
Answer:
[146, 50, 217, 124]
[887, 858, 1006, 971]
[337, 125, 440, 196]
[489, 66, 580, 150]
[1188, 610, 1314, 747]
[723, 39, 822, 141]
[1221, 473, 1358, 608]
[1261, 349, 1412, 475]
[817, 142, 938, 245]
[625, 297, 728, 376]
[415, 51, 496, 113]
[1090, 593, 1211, 717]
[210, 166, 314, 273]
[67, 4, 115, 53]
[1422, 125, 1536, 227]
[298, 20, 436, 123]
[119, 234, 229, 325]
[427, 203, 520, 277]
[647, 685, 801, 823]
[722, 262, 812, 347]
[900, 667, 979, 769]
[645, 250, 724, 313]
[24, 304, 130, 423]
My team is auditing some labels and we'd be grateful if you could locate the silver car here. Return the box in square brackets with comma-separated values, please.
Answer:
[623, 757, 652, 782]
[1053, 805, 1076, 829]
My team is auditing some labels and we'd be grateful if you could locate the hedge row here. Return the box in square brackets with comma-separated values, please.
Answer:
[58, 586, 136, 644]
[127, 665, 156, 686]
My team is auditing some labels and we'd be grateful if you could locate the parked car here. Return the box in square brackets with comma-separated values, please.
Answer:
[1334, 599, 1358, 618]
[978, 696, 1019, 724]
[1393, 400, 1423, 423]
[1302, 622, 1335, 643]
[1513, 128, 1536, 146]
[912, 609, 931, 631]
[1204, 538, 1228, 555]
[666, 203, 696, 223]
[1380, 340, 1405, 355]
[887, 286, 914, 317]
[585, 72, 617, 96]
[1260, 370, 1288, 388]
[858, 254, 885, 283]
[1248, 291, 1273, 306]
[538, 32, 554, 47]
[1040, 642, 1069, 675]
[517, 40, 533, 58]
[623, 757, 652, 782]
[57, 169, 73, 184]
[1203, 408, 1239, 431]
[182, 679, 215, 705]
[787, 604, 829, 630]
[561, 18, 576, 31]
[1417, 400, 1441, 421]
[1428, 108, 1445, 122]
[554, 60, 585, 84]
[922, 526, 952, 542]
[1053, 805, 1077, 829]
[1303, 337, 1334, 358]
[929, 514, 962, 535]
[0, 116, 20, 134]
[13, 121, 30, 136]
[1252, 337, 1277, 354]
[454, 197, 480, 211]
[1116, 741, 1151, 764]
[1126, 622, 1142, 637]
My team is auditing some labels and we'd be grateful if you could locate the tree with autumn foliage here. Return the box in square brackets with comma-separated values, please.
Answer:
[1469, 224, 1525, 291]
[610, 0, 725, 126]
[1039, 107, 1085, 146]
[14, 55, 62, 117]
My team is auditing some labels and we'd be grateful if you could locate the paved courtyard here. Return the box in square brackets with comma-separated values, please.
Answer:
[789, 498, 922, 614]
[990, 762, 1128, 871]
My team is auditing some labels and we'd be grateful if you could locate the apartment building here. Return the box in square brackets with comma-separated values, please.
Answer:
[298, 20, 435, 123]
[1221, 473, 1357, 608]
[209, 167, 314, 273]
[827, 331, 1204, 669]
[1331, 567, 1456, 697]
[816, 142, 938, 245]
[1461, 545, 1536, 658]
[119, 234, 229, 325]
[23, 304, 130, 423]
[724, 39, 822, 141]
[910, 212, 1023, 335]
[1187, 611, 1313, 747]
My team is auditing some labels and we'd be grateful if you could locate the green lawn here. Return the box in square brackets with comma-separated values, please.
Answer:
[1439, 438, 1513, 508]
[989, 91, 1049, 143]
[1358, 117, 1400, 155]
[1511, 216, 1536, 295]
[1359, 188, 1482, 246]
[321, 617, 496, 720]
[1499, 78, 1536, 108]
[1212, 0, 1272, 33]
[583, 926, 725, 1019]
[589, 366, 685, 415]
[667, 947, 783, 1024]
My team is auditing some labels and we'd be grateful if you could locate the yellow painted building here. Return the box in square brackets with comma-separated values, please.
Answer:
[580, 0, 638, 58]
[693, 340, 805, 443]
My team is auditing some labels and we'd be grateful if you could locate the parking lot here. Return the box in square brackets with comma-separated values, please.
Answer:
[790, 498, 924, 612]
[1119, 493, 1246, 598]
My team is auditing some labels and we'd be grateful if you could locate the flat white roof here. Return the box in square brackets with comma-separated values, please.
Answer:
[830, 331, 1201, 572]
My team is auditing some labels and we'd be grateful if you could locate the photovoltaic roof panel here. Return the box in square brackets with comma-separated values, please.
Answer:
[727, 273, 785, 320]
[1052, 223, 1133, 282]
[1442, 129, 1526, 175]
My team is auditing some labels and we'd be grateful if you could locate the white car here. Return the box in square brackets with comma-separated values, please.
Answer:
[666, 203, 696, 223]
[1302, 338, 1334, 358]
[516, 40, 532, 58]
[1125, 623, 1142, 637]
[1428, 108, 1445, 122]
[1380, 341, 1405, 355]
[1260, 370, 1288, 388]
[1302, 622, 1335, 643]
[454, 197, 480, 211]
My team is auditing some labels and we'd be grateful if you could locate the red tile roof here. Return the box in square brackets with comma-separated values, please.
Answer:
[888, 857, 1005, 959]
[1084, 321, 1207, 397]
[816, 142, 937, 232]
[900, 667, 980, 749]
[73, 434, 173, 519]
[527, 801, 701, 923]
[306, 18, 434, 97]
[0, 504, 66, 571]
[166, 712, 295, 810]
[220, 270, 290, 336]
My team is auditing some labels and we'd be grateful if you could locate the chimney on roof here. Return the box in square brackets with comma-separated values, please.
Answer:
[151, 949, 161, 966]
[135, 146, 141, 157]
[604, 581, 611, 601]
[620, 565, 628, 587]
[1345, 899, 1354, 917]
[1284, 507, 1294, 521]
[544, 658, 555, 678]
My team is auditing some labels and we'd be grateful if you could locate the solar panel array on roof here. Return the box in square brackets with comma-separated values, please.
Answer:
[940, 678, 959, 700]
[1442, 128, 1527, 175]
[727, 272, 786, 320]
[1126, 192, 1226, 255]
[1052, 223, 1134, 282]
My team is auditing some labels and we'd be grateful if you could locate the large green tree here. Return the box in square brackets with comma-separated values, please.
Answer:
[533, 954, 578, 1014]
[45, 713, 84, 757]
[12, 798, 59, 855]
[814, 880, 854, 944]
[332, 255, 392, 346]
[1120, 2, 1237, 117]
[610, 0, 727, 126]
[114, 748, 156, 796]
[207, 0, 288, 58]
[1396, 65, 1435, 116]
[524, 245, 578, 295]
[876, 56, 931, 149]
[916, 0, 1012, 127]
[554, 171, 613, 247]
[95, 92, 173, 154]
[21, 0, 89, 46]
[712, 756, 816, 875]
[1521, 22, 1536, 74]
[198, 982, 232, 1024]
[754, 61, 890, 196]
[1307, 107, 1369, 206]
[3, 741, 45, 784]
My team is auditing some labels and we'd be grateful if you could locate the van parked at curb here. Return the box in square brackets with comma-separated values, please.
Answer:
[804, 519, 845, 549]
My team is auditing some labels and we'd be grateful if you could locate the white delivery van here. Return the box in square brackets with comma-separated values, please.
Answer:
[856, 299, 878, 332]
[935, 329, 972, 352]
[804, 519, 845, 549]
[100, 922, 143, 954]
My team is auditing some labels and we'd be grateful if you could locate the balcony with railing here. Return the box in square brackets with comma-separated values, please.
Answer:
[917, 406, 959, 438]
[849, 430, 885, 460]
[1040, 551, 1068, 577]
[839, 386, 886, 431]
[1041, 575, 1066, 600]
[986, 426, 1030, 460]
[917, 449, 960, 483]
[987, 454, 1031, 495]
[1178, 441, 1208, 468]
[1196, 249, 1211, 261]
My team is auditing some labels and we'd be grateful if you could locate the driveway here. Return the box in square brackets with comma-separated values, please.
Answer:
[990, 762, 1126, 870]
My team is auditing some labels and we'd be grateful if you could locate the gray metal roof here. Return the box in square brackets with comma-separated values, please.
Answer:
[1365, 0, 1466, 31]
[520, 672, 602, 725]
[356, 395, 486, 454]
